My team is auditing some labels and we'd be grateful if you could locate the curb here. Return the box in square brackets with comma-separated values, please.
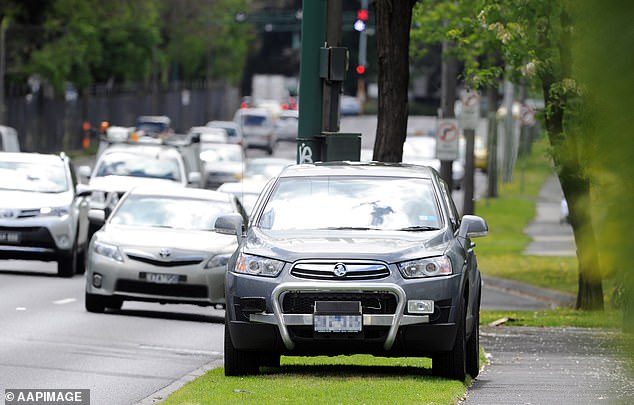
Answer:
[134, 359, 223, 405]
[482, 274, 576, 308]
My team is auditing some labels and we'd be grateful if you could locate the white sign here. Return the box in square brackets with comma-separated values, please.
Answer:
[458, 90, 480, 130]
[436, 119, 459, 160]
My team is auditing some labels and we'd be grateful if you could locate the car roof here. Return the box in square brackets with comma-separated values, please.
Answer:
[99, 143, 183, 158]
[127, 185, 235, 202]
[278, 161, 436, 179]
[0, 151, 67, 165]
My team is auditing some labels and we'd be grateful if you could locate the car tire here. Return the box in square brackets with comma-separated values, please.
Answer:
[224, 317, 260, 376]
[432, 299, 467, 381]
[57, 247, 77, 278]
[75, 247, 86, 275]
[466, 303, 480, 379]
[85, 292, 106, 313]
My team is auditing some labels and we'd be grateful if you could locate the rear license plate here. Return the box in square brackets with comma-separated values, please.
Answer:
[314, 314, 362, 333]
[0, 231, 20, 243]
[141, 272, 184, 284]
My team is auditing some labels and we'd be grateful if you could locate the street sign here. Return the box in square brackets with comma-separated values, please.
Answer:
[436, 119, 460, 160]
[458, 90, 480, 130]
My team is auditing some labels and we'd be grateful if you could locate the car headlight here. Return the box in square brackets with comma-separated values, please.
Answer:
[93, 240, 124, 262]
[39, 206, 70, 217]
[205, 253, 232, 269]
[234, 253, 284, 277]
[397, 256, 452, 278]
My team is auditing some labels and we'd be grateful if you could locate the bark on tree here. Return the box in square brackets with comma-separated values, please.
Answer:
[373, 0, 417, 162]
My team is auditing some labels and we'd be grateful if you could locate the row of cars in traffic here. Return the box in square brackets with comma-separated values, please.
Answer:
[1, 108, 489, 382]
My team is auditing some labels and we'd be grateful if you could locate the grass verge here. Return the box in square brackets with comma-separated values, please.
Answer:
[162, 352, 488, 405]
[481, 308, 622, 328]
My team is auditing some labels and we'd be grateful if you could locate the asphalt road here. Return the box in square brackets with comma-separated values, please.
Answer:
[0, 262, 224, 405]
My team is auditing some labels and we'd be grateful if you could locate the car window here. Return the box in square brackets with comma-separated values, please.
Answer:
[95, 152, 182, 181]
[0, 161, 68, 193]
[243, 115, 268, 126]
[258, 176, 440, 231]
[109, 195, 233, 231]
[439, 178, 460, 230]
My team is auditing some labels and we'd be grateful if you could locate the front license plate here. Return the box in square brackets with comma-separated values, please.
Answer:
[141, 272, 184, 284]
[314, 314, 363, 333]
[0, 231, 20, 244]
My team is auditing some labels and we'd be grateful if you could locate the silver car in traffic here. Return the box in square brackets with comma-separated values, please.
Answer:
[85, 185, 247, 313]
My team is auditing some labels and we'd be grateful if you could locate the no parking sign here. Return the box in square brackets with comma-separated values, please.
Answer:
[435, 119, 459, 160]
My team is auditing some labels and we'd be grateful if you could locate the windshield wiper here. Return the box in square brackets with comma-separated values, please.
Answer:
[396, 226, 440, 232]
[323, 226, 380, 231]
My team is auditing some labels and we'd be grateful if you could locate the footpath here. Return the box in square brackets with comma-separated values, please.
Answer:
[465, 174, 634, 404]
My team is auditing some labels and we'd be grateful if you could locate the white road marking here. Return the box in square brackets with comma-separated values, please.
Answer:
[53, 298, 77, 305]
[16, 307, 27, 311]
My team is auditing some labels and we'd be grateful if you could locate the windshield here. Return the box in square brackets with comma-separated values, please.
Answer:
[95, 152, 182, 182]
[110, 195, 233, 231]
[0, 161, 68, 193]
[258, 176, 441, 231]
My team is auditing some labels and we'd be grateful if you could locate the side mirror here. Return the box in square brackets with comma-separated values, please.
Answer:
[215, 213, 244, 242]
[76, 184, 92, 197]
[458, 215, 488, 239]
[78, 165, 92, 178]
[88, 209, 106, 226]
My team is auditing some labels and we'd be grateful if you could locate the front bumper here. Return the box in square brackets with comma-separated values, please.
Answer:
[86, 252, 226, 306]
[227, 272, 462, 355]
[0, 218, 76, 261]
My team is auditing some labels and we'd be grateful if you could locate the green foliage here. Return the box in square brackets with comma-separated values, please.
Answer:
[11, 0, 252, 92]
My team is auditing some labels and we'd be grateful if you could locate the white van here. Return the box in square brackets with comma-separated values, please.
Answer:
[233, 108, 277, 155]
[0, 126, 20, 152]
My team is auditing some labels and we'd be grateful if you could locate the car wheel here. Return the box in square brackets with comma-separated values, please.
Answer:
[432, 299, 467, 381]
[85, 292, 106, 313]
[224, 316, 260, 376]
[75, 246, 87, 275]
[57, 247, 77, 278]
[466, 302, 480, 379]
[260, 352, 281, 368]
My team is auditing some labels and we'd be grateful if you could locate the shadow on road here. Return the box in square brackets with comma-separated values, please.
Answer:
[106, 307, 225, 324]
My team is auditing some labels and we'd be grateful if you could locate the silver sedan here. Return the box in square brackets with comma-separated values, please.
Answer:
[84, 185, 247, 313]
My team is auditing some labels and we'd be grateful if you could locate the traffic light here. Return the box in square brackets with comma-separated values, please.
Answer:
[357, 9, 369, 21]
[356, 65, 366, 75]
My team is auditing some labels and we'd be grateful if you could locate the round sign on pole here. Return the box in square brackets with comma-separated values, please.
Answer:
[436, 119, 460, 160]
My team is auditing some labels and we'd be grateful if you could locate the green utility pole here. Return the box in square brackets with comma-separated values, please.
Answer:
[297, 0, 326, 163]
[297, 0, 361, 164]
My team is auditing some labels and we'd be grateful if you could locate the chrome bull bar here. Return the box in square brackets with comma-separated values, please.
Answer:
[248, 282, 429, 351]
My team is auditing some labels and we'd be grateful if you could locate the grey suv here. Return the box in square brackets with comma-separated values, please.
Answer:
[0, 152, 90, 277]
[215, 162, 488, 380]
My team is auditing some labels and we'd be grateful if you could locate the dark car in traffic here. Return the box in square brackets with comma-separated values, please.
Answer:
[215, 162, 488, 380]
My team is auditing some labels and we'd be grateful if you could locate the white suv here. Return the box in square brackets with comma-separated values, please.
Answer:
[0, 152, 90, 277]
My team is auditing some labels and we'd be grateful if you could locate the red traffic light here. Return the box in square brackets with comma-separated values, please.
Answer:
[356, 65, 366, 75]
[357, 9, 369, 21]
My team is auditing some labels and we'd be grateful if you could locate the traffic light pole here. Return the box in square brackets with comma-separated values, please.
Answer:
[297, 0, 361, 163]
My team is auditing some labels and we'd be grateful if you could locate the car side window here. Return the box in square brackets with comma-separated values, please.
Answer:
[439, 178, 460, 231]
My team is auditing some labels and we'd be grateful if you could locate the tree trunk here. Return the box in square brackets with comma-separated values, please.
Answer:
[373, 0, 417, 162]
[541, 72, 604, 311]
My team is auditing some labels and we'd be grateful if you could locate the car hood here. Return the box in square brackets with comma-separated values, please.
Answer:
[203, 161, 243, 173]
[242, 228, 450, 263]
[98, 225, 237, 254]
[0, 189, 73, 209]
[88, 176, 184, 193]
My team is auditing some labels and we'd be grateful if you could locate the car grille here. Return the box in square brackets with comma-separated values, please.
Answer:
[115, 280, 208, 298]
[281, 292, 398, 315]
[0, 226, 56, 248]
[290, 261, 390, 281]
[126, 253, 204, 267]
